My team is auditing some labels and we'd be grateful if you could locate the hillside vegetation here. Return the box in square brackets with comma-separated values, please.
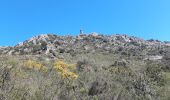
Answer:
[0, 33, 170, 100]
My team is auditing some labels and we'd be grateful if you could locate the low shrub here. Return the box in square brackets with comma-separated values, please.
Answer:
[53, 60, 78, 80]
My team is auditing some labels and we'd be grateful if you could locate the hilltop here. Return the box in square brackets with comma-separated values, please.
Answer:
[1, 33, 170, 59]
[0, 33, 170, 100]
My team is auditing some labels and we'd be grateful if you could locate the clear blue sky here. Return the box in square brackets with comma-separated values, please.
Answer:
[0, 0, 170, 46]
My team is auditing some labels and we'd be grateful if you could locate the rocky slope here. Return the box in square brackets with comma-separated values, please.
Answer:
[1, 33, 170, 59]
[0, 33, 170, 100]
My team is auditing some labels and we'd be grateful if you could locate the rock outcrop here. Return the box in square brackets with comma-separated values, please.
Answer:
[0, 33, 170, 61]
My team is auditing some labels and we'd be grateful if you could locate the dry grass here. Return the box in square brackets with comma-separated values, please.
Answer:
[0, 55, 169, 100]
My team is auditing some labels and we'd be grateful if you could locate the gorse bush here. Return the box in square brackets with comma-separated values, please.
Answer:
[53, 60, 78, 80]
[23, 59, 78, 80]
[23, 60, 48, 72]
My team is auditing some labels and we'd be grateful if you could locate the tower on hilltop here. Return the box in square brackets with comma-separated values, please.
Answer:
[80, 29, 84, 34]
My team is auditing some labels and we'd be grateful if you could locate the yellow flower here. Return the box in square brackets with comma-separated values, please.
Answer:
[54, 60, 78, 80]
[23, 60, 48, 72]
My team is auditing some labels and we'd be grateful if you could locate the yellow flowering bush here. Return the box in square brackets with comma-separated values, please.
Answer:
[23, 59, 77, 79]
[54, 60, 78, 80]
[23, 60, 48, 72]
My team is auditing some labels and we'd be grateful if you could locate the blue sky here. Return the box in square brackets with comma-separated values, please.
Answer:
[0, 0, 170, 46]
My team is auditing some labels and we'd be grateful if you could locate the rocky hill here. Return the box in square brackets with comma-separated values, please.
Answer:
[0, 33, 170, 100]
[1, 33, 170, 59]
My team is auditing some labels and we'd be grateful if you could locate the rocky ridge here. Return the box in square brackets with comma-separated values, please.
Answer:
[1, 33, 170, 60]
